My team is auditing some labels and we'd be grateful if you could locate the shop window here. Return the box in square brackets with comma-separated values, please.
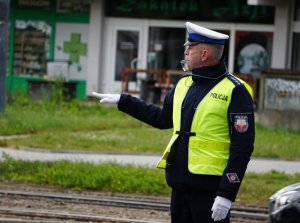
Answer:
[147, 27, 229, 71]
[147, 27, 230, 73]
[13, 20, 51, 76]
[291, 33, 300, 70]
[115, 30, 139, 81]
[148, 27, 185, 70]
[234, 31, 273, 75]
[10, 0, 90, 77]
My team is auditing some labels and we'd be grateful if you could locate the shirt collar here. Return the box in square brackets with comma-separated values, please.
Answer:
[191, 57, 228, 82]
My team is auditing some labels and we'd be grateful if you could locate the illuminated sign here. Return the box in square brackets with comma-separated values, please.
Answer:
[106, 0, 274, 24]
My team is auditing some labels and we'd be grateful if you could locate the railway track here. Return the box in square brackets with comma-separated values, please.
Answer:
[0, 189, 269, 222]
[0, 207, 158, 223]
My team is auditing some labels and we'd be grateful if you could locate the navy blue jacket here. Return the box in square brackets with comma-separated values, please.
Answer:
[118, 59, 255, 201]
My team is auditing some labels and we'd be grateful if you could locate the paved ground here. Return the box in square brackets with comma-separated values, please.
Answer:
[1, 147, 300, 174]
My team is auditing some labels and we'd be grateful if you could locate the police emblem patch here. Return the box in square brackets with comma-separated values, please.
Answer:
[234, 115, 249, 133]
[226, 173, 240, 183]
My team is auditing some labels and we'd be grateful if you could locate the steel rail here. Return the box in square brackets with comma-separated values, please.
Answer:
[0, 189, 268, 221]
[0, 218, 60, 223]
[0, 207, 161, 223]
[0, 189, 168, 210]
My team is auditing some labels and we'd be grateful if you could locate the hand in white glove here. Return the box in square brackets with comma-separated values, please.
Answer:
[211, 196, 232, 222]
[92, 92, 120, 104]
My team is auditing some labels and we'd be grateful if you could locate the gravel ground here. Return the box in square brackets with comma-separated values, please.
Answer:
[0, 182, 266, 223]
[0, 182, 170, 222]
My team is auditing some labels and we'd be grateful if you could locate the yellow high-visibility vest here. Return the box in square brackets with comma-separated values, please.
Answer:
[157, 74, 252, 175]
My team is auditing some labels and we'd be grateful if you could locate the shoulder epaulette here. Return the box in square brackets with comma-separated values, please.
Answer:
[226, 73, 242, 87]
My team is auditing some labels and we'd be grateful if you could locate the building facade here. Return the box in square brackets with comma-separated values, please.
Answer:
[6, 0, 299, 100]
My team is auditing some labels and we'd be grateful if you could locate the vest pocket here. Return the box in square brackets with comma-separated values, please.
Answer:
[188, 138, 230, 175]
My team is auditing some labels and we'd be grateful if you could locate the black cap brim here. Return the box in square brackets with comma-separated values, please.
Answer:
[184, 41, 201, 46]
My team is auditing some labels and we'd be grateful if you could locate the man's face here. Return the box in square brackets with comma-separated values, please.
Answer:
[184, 44, 206, 70]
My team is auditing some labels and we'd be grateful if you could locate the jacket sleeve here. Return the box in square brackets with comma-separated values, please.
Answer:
[216, 84, 255, 201]
[117, 88, 174, 130]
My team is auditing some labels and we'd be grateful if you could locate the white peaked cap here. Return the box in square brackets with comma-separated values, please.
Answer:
[184, 22, 229, 46]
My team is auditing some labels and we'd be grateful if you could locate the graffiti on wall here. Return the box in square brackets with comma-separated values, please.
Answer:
[264, 78, 300, 111]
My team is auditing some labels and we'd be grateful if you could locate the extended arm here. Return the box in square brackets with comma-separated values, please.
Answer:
[92, 90, 174, 130]
[117, 91, 174, 129]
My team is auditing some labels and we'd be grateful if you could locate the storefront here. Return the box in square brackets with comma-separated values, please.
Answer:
[6, 0, 300, 101]
[7, 0, 90, 99]
[98, 0, 275, 101]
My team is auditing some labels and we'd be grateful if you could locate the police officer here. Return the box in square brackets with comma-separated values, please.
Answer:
[93, 22, 255, 223]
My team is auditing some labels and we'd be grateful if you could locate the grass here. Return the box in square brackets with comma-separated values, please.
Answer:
[0, 97, 300, 159]
[0, 97, 143, 135]
[238, 171, 300, 205]
[0, 154, 169, 195]
[253, 124, 300, 160]
[0, 154, 299, 205]
[0, 128, 170, 153]
[0, 94, 300, 206]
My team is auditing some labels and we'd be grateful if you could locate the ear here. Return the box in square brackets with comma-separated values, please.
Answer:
[201, 49, 209, 62]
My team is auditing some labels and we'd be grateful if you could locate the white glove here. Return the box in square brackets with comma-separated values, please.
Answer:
[211, 196, 232, 222]
[92, 92, 120, 104]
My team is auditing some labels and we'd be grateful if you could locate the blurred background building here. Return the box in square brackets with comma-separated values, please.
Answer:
[5, 1, 299, 115]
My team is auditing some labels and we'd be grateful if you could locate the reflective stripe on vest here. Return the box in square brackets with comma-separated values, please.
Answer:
[156, 74, 252, 175]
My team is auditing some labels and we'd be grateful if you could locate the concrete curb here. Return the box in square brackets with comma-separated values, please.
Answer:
[1, 147, 300, 174]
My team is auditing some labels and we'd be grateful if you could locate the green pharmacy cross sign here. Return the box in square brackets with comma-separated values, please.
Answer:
[63, 33, 87, 63]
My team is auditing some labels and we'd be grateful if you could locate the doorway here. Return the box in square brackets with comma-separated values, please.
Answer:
[102, 19, 146, 93]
